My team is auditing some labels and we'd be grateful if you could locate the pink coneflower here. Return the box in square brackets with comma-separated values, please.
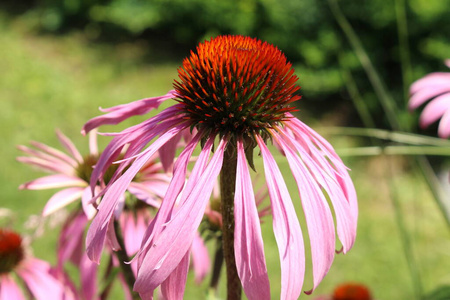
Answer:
[0, 229, 65, 300]
[84, 35, 358, 299]
[18, 130, 170, 219]
[409, 59, 450, 138]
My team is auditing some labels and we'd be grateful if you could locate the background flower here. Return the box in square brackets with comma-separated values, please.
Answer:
[409, 59, 450, 138]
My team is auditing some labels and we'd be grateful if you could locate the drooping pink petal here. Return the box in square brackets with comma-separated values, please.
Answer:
[82, 91, 175, 134]
[419, 94, 450, 127]
[234, 139, 271, 300]
[256, 136, 305, 299]
[274, 130, 335, 291]
[86, 123, 186, 263]
[158, 130, 182, 173]
[120, 210, 150, 256]
[58, 211, 88, 268]
[286, 117, 358, 249]
[438, 108, 450, 138]
[80, 253, 98, 300]
[56, 129, 84, 164]
[256, 135, 305, 300]
[134, 131, 204, 265]
[134, 137, 225, 295]
[160, 251, 190, 300]
[17, 258, 64, 300]
[42, 187, 85, 216]
[127, 182, 166, 207]
[0, 274, 25, 300]
[88, 107, 182, 191]
[19, 174, 86, 190]
[191, 232, 211, 284]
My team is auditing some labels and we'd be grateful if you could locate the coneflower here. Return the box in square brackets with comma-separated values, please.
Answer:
[84, 35, 358, 300]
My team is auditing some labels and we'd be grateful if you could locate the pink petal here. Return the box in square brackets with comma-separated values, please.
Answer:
[191, 232, 211, 284]
[410, 73, 450, 95]
[27, 140, 78, 168]
[256, 135, 305, 300]
[160, 251, 190, 300]
[438, 108, 450, 138]
[17, 258, 64, 300]
[134, 137, 225, 294]
[43, 187, 85, 216]
[82, 186, 98, 219]
[86, 123, 185, 263]
[0, 274, 25, 300]
[158, 131, 182, 173]
[56, 129, 84, 164]
[134, 131, 204, 263]
[286, 117, 358, 247]
[89, 130, 99, 156]
[19, 174, 86, 190]
[409, 85, 450, 110]
[80, 253, 99, 300]
[274, 130, 335, 291]
[16, 155, 74, 175]
[234, 139, 271, 300]
[89, 107, 182, 191]
[419, 94, 450, 127]
[58, 212, 88, 268]
[82, 91, 175, 134]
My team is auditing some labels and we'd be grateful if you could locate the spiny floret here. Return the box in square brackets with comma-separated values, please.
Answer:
[174, 35, 301, 137]
[0, 229, 24, 274]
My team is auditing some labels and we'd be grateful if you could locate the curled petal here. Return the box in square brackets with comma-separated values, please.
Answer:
[82, 91, 175, 134]
[134, 137, 226, 294]
[160, 251, 190, 300]
[86, 124, 185, 263]
[256, 135, 305, 300]
[234, 139, 271, 300]
[274, 130, 335, 291]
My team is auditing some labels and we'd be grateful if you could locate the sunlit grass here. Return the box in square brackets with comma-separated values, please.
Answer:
[2, 13, 449, 299]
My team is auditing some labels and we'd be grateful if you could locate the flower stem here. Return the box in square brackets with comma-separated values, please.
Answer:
[209, 238, 224, 292]
[220, 142, 242, 300]
[113, 220, 140, 300]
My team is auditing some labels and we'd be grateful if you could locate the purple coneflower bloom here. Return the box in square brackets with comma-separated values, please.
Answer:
[0, 229, 65, 300]
[84, 35, 357, 299]
[409, 59, 450, 138]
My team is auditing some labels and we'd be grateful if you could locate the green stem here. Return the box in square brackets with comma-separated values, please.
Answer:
[339, 56, 376, 130]
[328, 0, 401, 130]
[220, 142, 242, 300]
[209, 238, 224, 292]
[395, 0, 413, 103]
[320, 127, 450, 146]
[113, 220, 140, 300]
[385, 158, 423, 300]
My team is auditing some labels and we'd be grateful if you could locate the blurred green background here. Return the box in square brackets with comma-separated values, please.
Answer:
[1, 0, 450, 299]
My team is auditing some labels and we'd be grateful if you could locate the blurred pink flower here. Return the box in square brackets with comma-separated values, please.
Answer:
[83, 35, 357, 299]
[409, 59, 450, 138]
[0, 229, 65, 300]
[18, 130, 171, 219]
